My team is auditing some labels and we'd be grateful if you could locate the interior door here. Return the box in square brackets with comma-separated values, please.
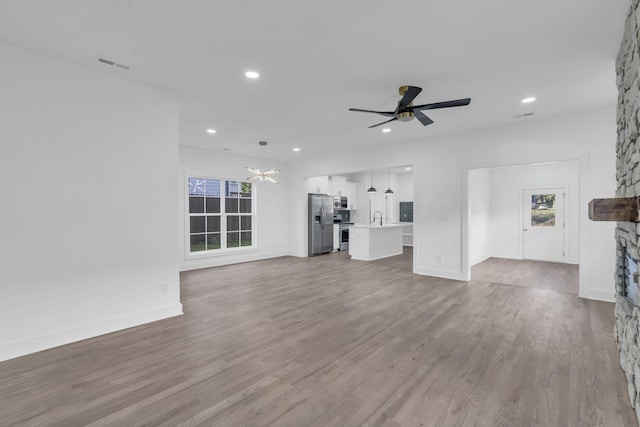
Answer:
[523, 188, 564, 262]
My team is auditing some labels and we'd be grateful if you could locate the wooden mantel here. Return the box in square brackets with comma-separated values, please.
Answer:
[588, 197, 640, 222]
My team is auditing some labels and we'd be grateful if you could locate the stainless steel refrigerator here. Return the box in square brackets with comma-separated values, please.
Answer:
[308, 193, 334, 256]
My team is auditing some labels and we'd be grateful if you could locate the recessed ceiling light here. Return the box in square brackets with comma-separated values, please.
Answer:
[206, 129, 216, 134]
[382, 128, 391, 133]
[292, 147, 301, 152]
[522, 97, 536, 104]
[245, 71, 260, 79]
[405, 167, 412, 171]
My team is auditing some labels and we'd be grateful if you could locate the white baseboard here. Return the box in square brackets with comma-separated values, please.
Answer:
[579, 288, 615, 303]
[352, 251, 403, 262]
[414, 266, 467, 281]
[180, 250, 291, 271]
[0, 303, 183, 362]
[288, 251, 306, 258]
[491, 253, 522, 260]
[470, 255, 491, 266]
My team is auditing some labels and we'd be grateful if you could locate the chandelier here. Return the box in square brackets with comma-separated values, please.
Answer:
[245, 141, 280, 183]
[245, 167, 280, 183]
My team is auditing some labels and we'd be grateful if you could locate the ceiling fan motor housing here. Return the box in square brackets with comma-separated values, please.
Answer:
[398, 111, 414, 121]
[397, 85, 414, 121]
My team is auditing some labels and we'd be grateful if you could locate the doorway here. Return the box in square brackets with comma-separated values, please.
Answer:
[522, 187, 565, 263]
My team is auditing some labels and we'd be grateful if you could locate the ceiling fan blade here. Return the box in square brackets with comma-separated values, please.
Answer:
[264, 169, 280, 175]
[395, 86, 422, 114]
[414, 110, 434, 126]
[265, 176, 279, 184]
[247, 175, 261, 181]
[246, 167, 261, 174]
[348, 108, 395, 117]
[368, 117, 397, 128]
[412, 98, 471, 110]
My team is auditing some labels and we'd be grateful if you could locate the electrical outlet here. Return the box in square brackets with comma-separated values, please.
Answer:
[161, 283, 169, 294]
[436, 256, 442, 264]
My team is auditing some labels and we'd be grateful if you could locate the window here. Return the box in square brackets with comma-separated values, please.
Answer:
[188, 177, 253, 254]
[530, 194, 556, 226]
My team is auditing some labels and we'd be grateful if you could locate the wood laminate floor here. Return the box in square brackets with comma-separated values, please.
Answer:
[0, 250, 633, 426]
[472, 256, 579, 295]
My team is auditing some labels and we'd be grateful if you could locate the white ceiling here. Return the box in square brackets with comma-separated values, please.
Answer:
[0, 0, 630, 161]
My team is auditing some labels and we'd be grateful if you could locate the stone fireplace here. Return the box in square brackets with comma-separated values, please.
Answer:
[615, 1, 640, 423]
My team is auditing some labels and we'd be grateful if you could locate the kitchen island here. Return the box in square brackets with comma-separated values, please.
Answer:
[349, 223, 406, 261]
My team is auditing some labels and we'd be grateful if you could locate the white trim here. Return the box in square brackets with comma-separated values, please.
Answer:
[490, 252, 522, 260]
[470, 255, 491, 267]
[521, 185, 569, 263]
[0, 304, 183, 362]
[179, 250, 291, 271]
[184, 174, 258, 259]
[579, 288, 615, 303]
[414, 266, 468, 281]
[351, 251, 404, 262]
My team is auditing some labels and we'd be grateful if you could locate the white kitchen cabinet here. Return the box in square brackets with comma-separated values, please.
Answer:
[346, 182, 358, 210]
[329, 175, 348, 197]
[349, 224, 404, 261]
[307, 176, 329, 194]
[333, 224, 340, 251]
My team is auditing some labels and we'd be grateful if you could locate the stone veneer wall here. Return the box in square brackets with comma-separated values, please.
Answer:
[616, 1, 640, 424]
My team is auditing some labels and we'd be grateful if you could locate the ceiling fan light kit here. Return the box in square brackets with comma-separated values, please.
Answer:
[349, 85, 471, 129]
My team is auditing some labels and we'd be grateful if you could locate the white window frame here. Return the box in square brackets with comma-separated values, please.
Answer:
[185, 175, 257, 258]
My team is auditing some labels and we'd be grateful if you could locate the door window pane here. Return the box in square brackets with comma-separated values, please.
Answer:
[531, 194, 556, 226]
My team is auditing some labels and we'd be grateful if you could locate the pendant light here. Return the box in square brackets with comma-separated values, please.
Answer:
[384, 168, 394, 194]
[245, 141, 280, 183]
[367, 170, 377, 193]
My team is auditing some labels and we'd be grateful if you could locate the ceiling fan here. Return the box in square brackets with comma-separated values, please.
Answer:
[349, 85, 471, 128]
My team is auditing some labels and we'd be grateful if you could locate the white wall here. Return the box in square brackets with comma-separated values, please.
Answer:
[287, 106, 617, 302]
[0, 43, 182, 361]
[488, 160, 580, 263]
[396, 173, 414, 204]
[178, 146, 290, 270]
[468, 168, 491, 265]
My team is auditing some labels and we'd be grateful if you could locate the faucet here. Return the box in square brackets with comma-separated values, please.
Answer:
[373, 211, 383, 226]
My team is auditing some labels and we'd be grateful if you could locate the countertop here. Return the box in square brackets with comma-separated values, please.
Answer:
[351, 223, 412, 229]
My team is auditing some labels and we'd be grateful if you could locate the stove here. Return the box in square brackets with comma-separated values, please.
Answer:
[339, 222, 353, 251]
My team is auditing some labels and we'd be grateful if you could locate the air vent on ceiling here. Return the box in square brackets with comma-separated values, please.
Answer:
[97, 56, 130, 71]
[513, 112, 534, 119]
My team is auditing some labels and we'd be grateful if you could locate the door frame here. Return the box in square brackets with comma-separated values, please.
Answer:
[519, 185, 569, 262]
